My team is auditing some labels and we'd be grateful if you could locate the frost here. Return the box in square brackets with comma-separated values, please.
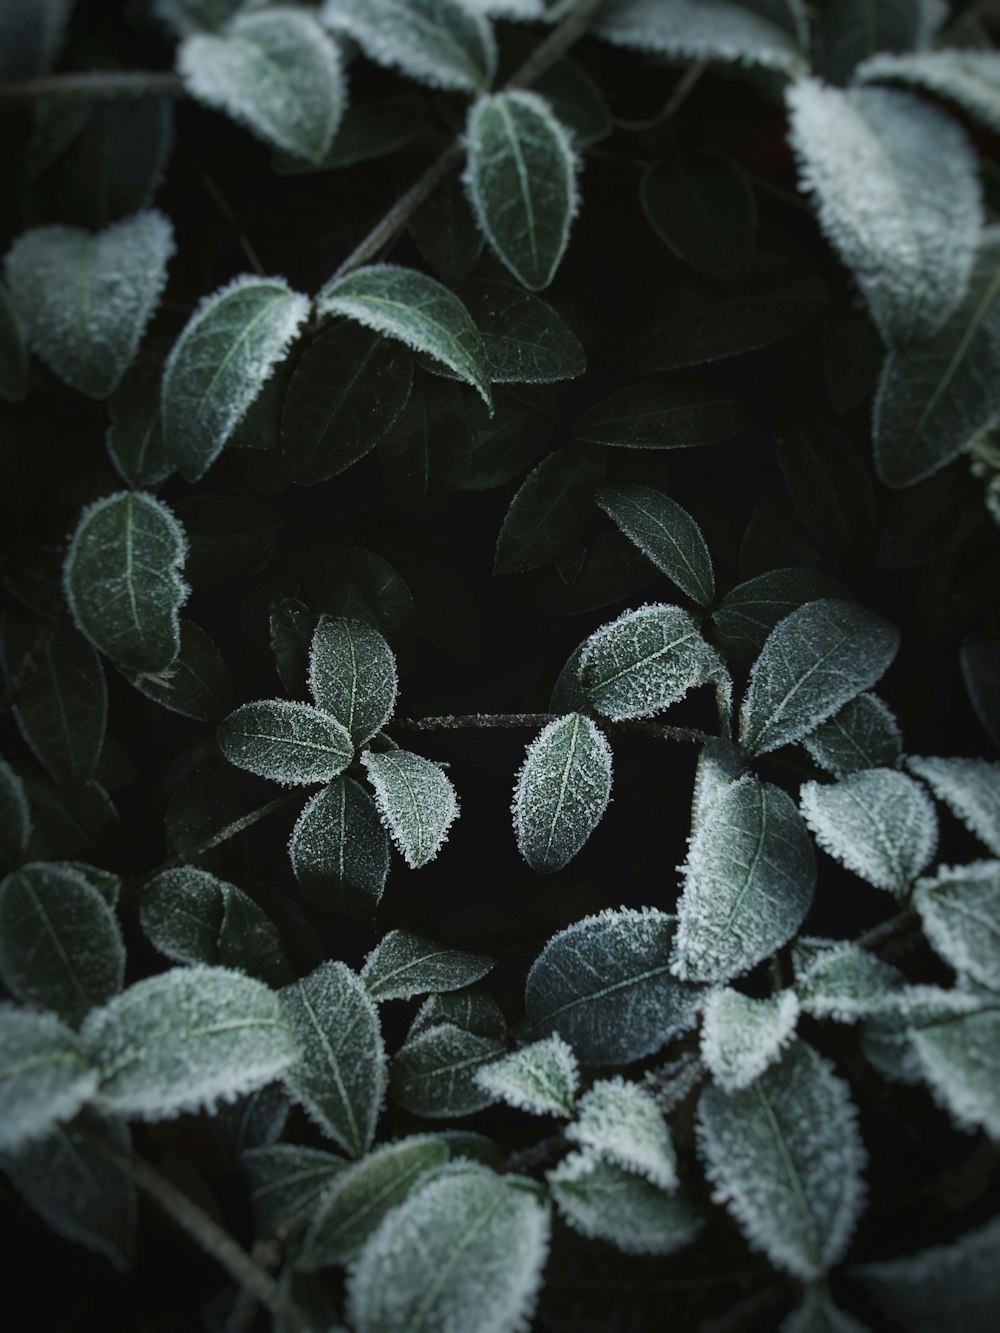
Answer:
[689, 737, 744, 834]
[595, 485, 715, 605]
[3, 210, 174, 398]
[803, 693, 902, 778]
[513, 713, 612, 873]
[856, 50, 1000, 135]
[390, 1022, 504, 1118]
[785, 80, 981, 346]
[0, 1005, 97, 1153]
[218, 699, 354, 787]
[362, 930, 494, 1002]
[289, 777, 390, 913]
[566, 1077, 677, 1189]
[308, 616, 398, 746]
[595, 0, 807, 75]
[914, 861, 1000, 990]
[361, 749, 460, 869]
[409, 990, 506, 1042]
[700, 988, 799, 1092]
[697, 1040, 867, 1280]
[475, 1036, 579, 1117]
[794, 941, 905, 1023]
[911, 1006, 1000, 1138]
[242, 1142, 348, 1236]
[907, 756, 1000, 856]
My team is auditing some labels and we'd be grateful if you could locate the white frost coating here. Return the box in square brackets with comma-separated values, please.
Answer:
[907, 756, 1000, 857]
[689, 737, 744, 834]
[347, 1162, 549, 1333]
[362, 748, 460, 869]
[82, 965, 299, 1121]
[595, 484, 715, 605]
[218, 699, 354, 786]
[595, 0, 807, 75]
[475, 1036, 579, 1117]
[3, 210, 174, 399]
[0, 1005, 98, 1153]
[696, 1040, 868, 1281]
[162, 272, 309, 481]
[308, 615, 398, 746]
[580, 602, 727, 722]
[856, 50, 1000, 135]
[794, 941, 905, 1024]
[409, 990, 506, 1042]
[391, 1022, 505, 1118]
[673, 775, 816, 984]
[700, 988, 799, 1093]
[321, 0, 497, 94]
[547, 1148, 702, 1256]
[464, 90, 580, 292]
[513, 713, 612, 873]
[911, 1007, 1000, 1138]
[800, 769, 938, 896]
[565, 1077, 677, 1189]
[361, 929, 494, 1001]
[803, 692, 903, 778]
[785, 80, 982, 347]
[289, 777, 390, 910]
[913, 861, 1000, 991]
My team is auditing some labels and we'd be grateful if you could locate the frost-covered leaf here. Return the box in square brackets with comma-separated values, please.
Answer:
[859, 984, 985, 1085]
[64, 491, 189, 675]
[308, 616, 397, 746]
[776, 421, 877, 567]
[786, 81, 981, 346]
[316, 265, 492, 409]
[710, 568, 846, 666]
[596, 485, 714, 605]
[856, 50, 1000, 135]
[494, 443, 605, 574]
[803, 693, 902, 778]
[410, 990, 506, 1042]
[361, 749, 460, 869]
[378, 375, 470, 514]
[179, 9, 345, 163]
[346, 1162, 549, 1333]
[700, 989, 799, 1092]
[739, 599, 899, 757]
[127, 618, 235, 722]
[596, 0, 807, 75]
[815, 0, 945, 86]
[914, 862, 1000, 991]
[243, 1142, 348, 1236]
[83, 965, 299, 1120]
[0, 279, 29, 403]
[282, 962, 386, 1158]
[0, 757, 30, 874]
[674, 775, 815, 983]
[525, 908, 707, 1065]
[690, 737, 745, 835]
[3, 211, 174, 398]
[566, 1078, 677, 1189]
[475, 1036, 579, 1117]
[548, 1149, 701, 1256]
[573, 375, 747, 449]
[697, 1040, 867, 1280]
[0, 1007, 97, 1152]
[322, 0, 497, 94]
[580, 604, 726, 722]
[907, 757, 1000, 856]
[0, 862, 124, 1027]
[912, 1007, 1000, 1138]
[212, 1081, 290, 1155]
[152, 0, 245, 34]
[780, 1287, 871, 1333]
[290, 778, 390, 915]
[362, 930, 494, 1002]
[465, 91, 578, 291]
[390, 1022, 505, 1117]
[794, 942, 904, 1023]
[513, 713, 612, 873]
[641, 152, 755, 282]
[218, 700, 353, 786]
[800, 769, 938, 895]
[460, 280, 585, 384]
[298, 1135, 448, 1269]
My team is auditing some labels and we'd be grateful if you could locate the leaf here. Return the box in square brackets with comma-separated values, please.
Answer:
[776, 422, 876, 566]
[802, 693, 902, 778]
[321, 0, 497, 94]
[308, 616, 398, 747]
[911, 1006, 1000, 1138]
[163, 274, 309, 482]
[596, 485, 714, 605]
[700, 989, 800, 1092]
[0, 862, 125, 1027]
[914, 862, 1000, 991]
[127, 617, 235, 722]
[243, 1142, 348, 1236]
[361, 930, 494, 1002]
[0, 279, 29, 403]
[0, 1006, 97, 1152]
[298, 1136, 448, 1269]
[409, 177, 485, 289]
[711, 568, 846, 666]
[595, 0, 807, 75]
[0, 758, 30, 875]
[785, 80, 981, 346]
[460, 280, 585, 383]
[513, 713, 613, 873]
[815, 0, 944, 86]
[212, 1081, 290, 1155]
[0, 616, 106, 787]
[152, 0, 245, 35]
[961, 631, 1000, 750]
[346, 1162, 549, 1333]
[547, 1149, 702, 1257]
[290, 778, 390, 915]
[464, 90, 578, 291]
[361, 749, 460, 869]
[907, 757, 1000, 856]
[3, 210, 174, 398]
[270, 596, 317, 697]
[573, 375, 747, 449]
[780, 1288, 870, 1333]
[64, 490, 189, 675]
[281, 322, 414, 486]
[274, 93, 431, 172]
[281, 961, 386, 1158]
[390, 1022, 504, 1117]
[873, 232, 1000, 488]
[475, 1036, 579, 1117]
[524, 50, 611, 147]
[856, 50, 1000, 135]
[566, 1077, 677, 1189]
[739, 599, 900, 757]
[494, 443, 605, 574]
[641, 152, 755, 282]
[800, 769, 938, 895]
[794, 940, 905, 1024]
[674, 775, 816, 983]
[410, 990, 506, 1042]
[579, 603, 726, 722]
[218, 699, 353, 786]
[690, 737, 745, 834]
[317, 265, 492, 409]
[525, 908, 707, 1065]
[378, 375, 470, 515]
[105, 343, 174, 489]
[83, 965, 299, 1120]
[697, 1040, 867, 1280]
[179, 9, 345, 163]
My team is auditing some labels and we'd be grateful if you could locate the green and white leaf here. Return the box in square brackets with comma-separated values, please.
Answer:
[243, 1142, 348, 1236]
[362, 930, 494, 1002]
[513, 713, 612, 873]
[856, 50, 1000, 135]
[308, 616, 397, 746]
[152, 0, 245, 35]
[409, 990, 506, 1042]
[911, 1006, 1000, 1138]
[595, 0, 807, 75]
[700, 988, 799, 1092]
[690, 737, 745, 834]
[803, 693, 902, 778]
[0, 1006, 97, 1153]
[290, 778, 390, 914]
[460, 280, 585, 383]
[914, 862, 1000, 991]
[859, 984, 985, 1085]
[566, 1077, 677, 1189]
[780, 1287, 871, 1333]
[710, 567, 846, 667]
[907, 757, 1000, 857]
[596, 484, 714, 605]
[794, 941, 904, 1024]
[474, 1036, 579, 1117]
[390, 1022, 504, 1118]
[218, 699, 353, 786]
[361, 749, 460, 869]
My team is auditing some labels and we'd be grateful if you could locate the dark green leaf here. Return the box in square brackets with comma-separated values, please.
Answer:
[573, 375, 747, 449]
[105, 342, 174, 489]
[361, 930, 494, 1002]
[309, 616, 397, 746]
[461, 280, 585, 384]
[596, 484, 714, 605]
[0, 1007, 97, 1153]
[0, 758, 30, 874]
[390, 1022, 504, 1117]
[290, 777, 390, 915]
[710, 568, 846, 666]
[378, 374, 469, 515]
[0, 279, 29, 403]
[218, 700, 354, 786]
[777, 421, 876, 565]
[494, 444, 605, 574]
[513, 713, 613, 872]
[640, 153, 755, 282]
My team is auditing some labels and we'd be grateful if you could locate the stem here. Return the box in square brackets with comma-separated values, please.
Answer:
[390, 713, 712, 744]
[856, 910, 915, 953]
[507, 1130, 566, 1173]
[193, 791, 303, 856]
[613, 59, 709, 132]
[0, 71, 184, 99]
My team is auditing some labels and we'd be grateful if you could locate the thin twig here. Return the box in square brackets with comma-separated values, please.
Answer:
[0, 71, 185, 99]
[193, 790, 303, 856]
[612, 59, 709, 132]
[507, 1130, 566, 1173]
[193, 160, 267, 278]
[390, 713, 711, 744]
[856, 911, 915, 953]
